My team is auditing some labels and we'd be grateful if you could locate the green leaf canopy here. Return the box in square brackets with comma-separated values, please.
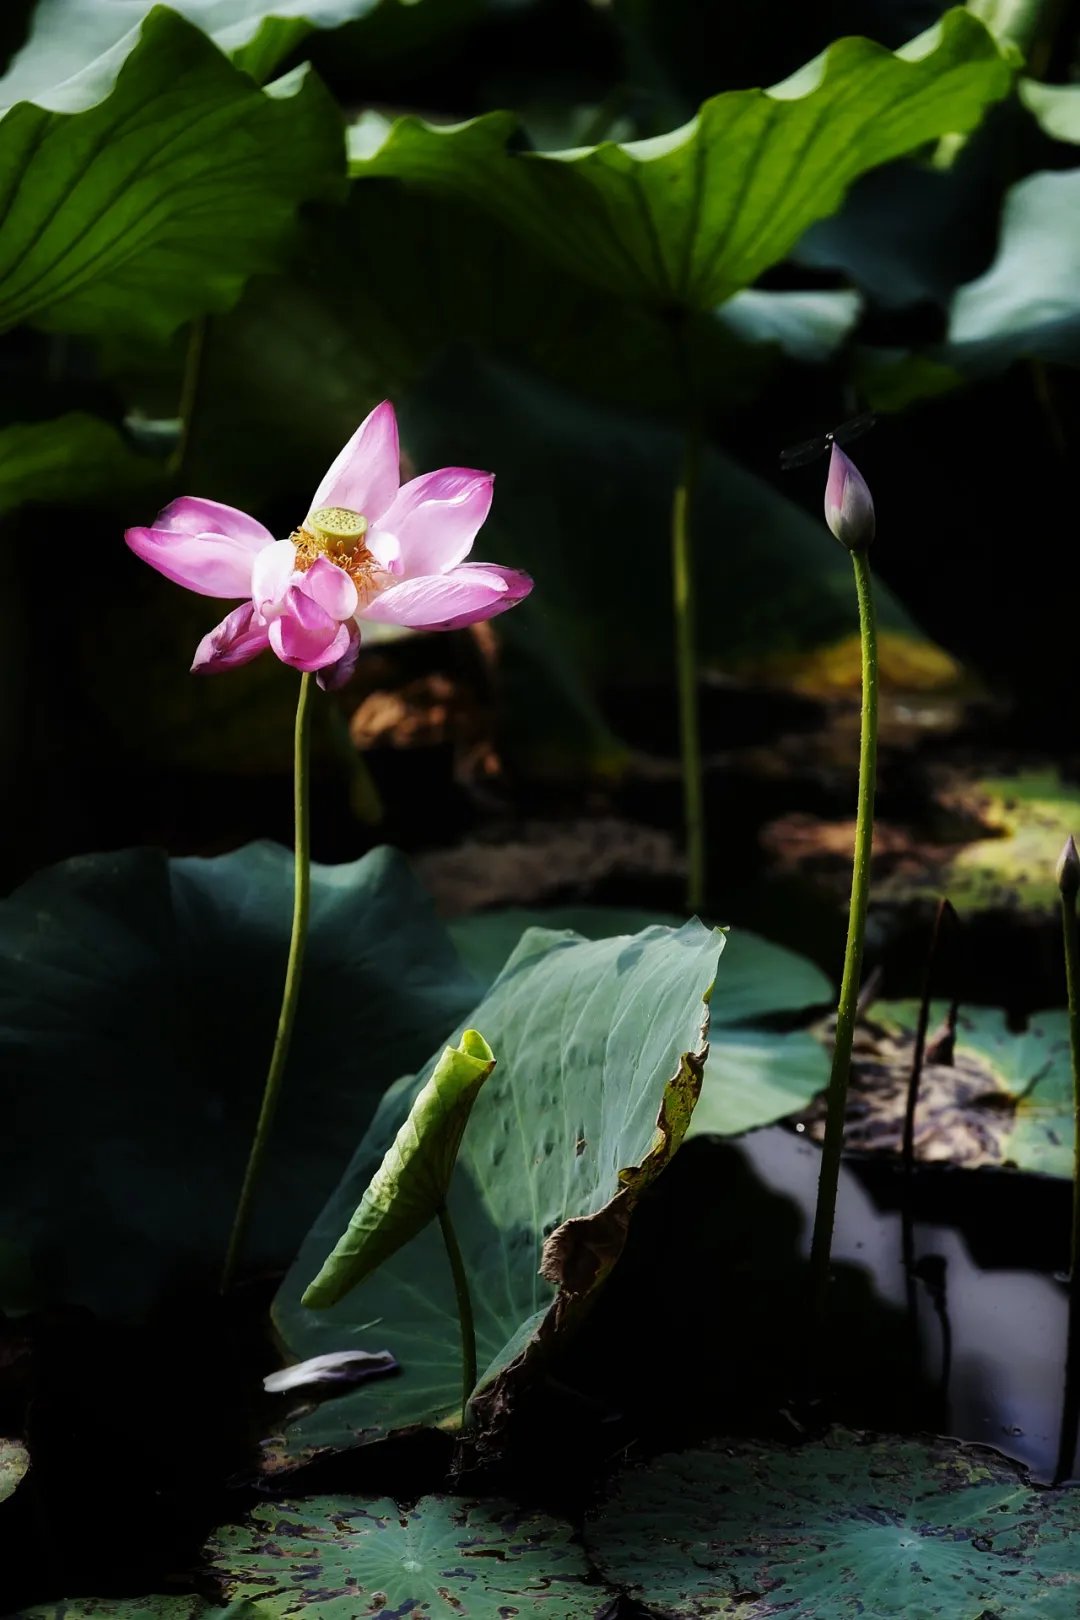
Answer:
[349, 10, 1012, 311]
[269, 919, 720, 1465]
[0, 843, 478, 1315]
[0, 9, 343, 341]
[0, 0, 383, 109]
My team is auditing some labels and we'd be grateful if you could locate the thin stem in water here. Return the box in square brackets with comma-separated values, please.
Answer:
[1055, 876, 1080, 1481]
[438, 1201, 477, 1426]
[672, 424, 706, 914]
[221, 671, 314, 1291]
[808, 547, 878, 1339]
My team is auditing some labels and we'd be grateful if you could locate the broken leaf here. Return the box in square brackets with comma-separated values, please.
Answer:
[270, 920, 720, 1466]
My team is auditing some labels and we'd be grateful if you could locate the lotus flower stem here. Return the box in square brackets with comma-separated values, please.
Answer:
[1055, 836, 1080, 1480]
[809, 546, 879, 1335]
[221, 671, 314, 1291]
[672, 424, 706, 913]
[437, 1202, 477, 1426]
[168, 316, 207, 481]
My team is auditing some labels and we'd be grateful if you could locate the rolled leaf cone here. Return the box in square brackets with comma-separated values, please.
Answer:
[303, 1030, 496, 1308]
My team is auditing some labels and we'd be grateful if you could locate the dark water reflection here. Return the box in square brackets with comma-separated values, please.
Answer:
[559, 1127, 1069, 1485]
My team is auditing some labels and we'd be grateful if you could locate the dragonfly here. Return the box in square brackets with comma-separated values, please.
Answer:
[779, 411, 876, 470]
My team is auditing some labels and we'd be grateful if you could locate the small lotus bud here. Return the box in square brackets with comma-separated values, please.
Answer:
[824, 443, 875, 551]
[1057, 835, 1080, 899]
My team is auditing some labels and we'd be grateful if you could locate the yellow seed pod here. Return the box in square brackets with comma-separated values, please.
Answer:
[308, 506, 369, 550]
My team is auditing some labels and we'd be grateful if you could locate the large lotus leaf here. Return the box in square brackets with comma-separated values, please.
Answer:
[1020, 79, 1080, 141]
[208, 1495, 603, 1618]
[398, 355, 962, 695]
[0, 414, 162, 517]
[448, 906, 832, 1137]
[586, 1431, 1080, 1618]
[947, 169, 1080, 368]
[878, 769, 1080, 914]
[12, 1604, 262, 1619]
[0, 842, 478, 1315]
[0, 1, 383, 107]
[0, 1436, 28, 1504]
[0, 10, 343, 342]
[855, 1001, 1074, 1179]
[348, 11, 1011, 311]
[114, 180, 776, 517]
[269, 920, 720, 1464]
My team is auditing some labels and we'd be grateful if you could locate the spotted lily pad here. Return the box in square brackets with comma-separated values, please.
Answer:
[814, 1001, 1074, 1179]
[207, 1495, 603, 1617]
[0, 1436, 28, 1504]
[585, 1431, 1080, 1618]
[878, 769, 1080, 915]
[11, 1601, 260, 1618]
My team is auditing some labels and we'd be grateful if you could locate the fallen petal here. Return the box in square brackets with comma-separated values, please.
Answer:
[263, 1349, 397, 1394]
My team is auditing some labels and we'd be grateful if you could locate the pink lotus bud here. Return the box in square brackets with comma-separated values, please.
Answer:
[824, 443, 875, 551]
[1057, 835, 1080, 899]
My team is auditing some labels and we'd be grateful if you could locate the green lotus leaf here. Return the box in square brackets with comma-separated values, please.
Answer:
[349, 11, 1012, 311]
[11, 1602, 261, 1619]
[0, 842, 478, 1315]
[586, 1431, 1080, 1618]
[0, 1436, 28, 1505]
[859, 1001, 1074, 1179]
[948, 171, 1080, 369]
[269, 919, 720, 1465]
[207, 1495, 603, 1618]
[878, 769, 1080, 914]
[448, 905, 832, 1138]
[304, 1029, 496, 1307]
[0, 414, 162, 517]
[0, 9, 343, 342]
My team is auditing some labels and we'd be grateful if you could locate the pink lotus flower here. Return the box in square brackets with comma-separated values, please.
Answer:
[126, 402, 532, 688]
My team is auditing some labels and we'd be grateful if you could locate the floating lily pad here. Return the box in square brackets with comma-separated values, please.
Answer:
[878, 769, 1080, 914]
[270, 919, 720, 1465]
[0, 10, 342, 342]
[0, 1436, 28, 1504]
[586, 1430, 1080, 1618]
[449, 906, 832, 1138]
[208, 1495, 602, 1617]
[0, 842, 478, 1314]
[11, 1601, 263, 1619]
[819, 1001, 1074, 1179]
